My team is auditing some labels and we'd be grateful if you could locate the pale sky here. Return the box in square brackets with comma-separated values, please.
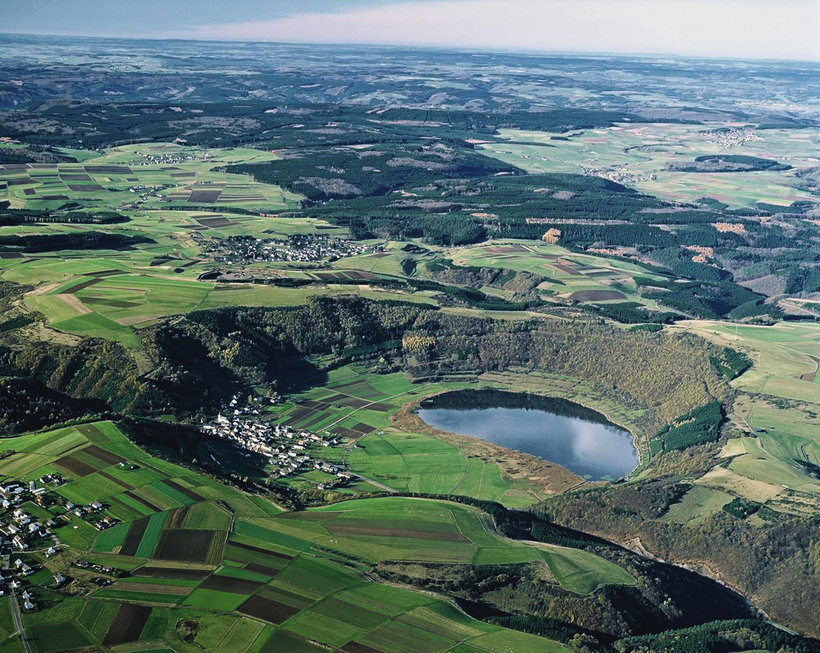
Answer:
[1, 0, 818, 61]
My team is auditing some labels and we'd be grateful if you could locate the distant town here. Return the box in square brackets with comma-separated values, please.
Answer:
[205, 233, 380, 264]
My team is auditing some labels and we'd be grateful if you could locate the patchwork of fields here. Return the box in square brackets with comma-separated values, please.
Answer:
[0, 144, 301, 211]
[267, 367, 620, 504]
[664, 321, 820, 517]
[4, 139, 788, 352]
[2, 142, 754, 348]
[480, 125, 820, 209]
[0, 421, 649, 652]
[0, 38, 818, 651]
[447, 240, 671, 308]
[2, 242, 431, 348]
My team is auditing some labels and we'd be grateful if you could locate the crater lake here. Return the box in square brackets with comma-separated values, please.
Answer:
[417, 389, 639, 481]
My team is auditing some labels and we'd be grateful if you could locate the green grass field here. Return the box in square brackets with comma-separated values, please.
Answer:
[272, 496, 632, 594]
[0, 144, 300, 212]
[673, 320, 820, 512]
[662, 485, 735, 526]
[0, 421, 579, 652]
[447, 239, 669, 306]
[480, 125, 820, 209]
[537, 545, 635, 594]
[7, 260, 438, 346]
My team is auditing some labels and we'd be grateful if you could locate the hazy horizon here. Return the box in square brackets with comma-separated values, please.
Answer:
[2, 30, 819, 66]
[1, 0, 817, 62]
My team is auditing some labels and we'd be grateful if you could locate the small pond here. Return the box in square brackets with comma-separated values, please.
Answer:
[417, 389, 638, 481]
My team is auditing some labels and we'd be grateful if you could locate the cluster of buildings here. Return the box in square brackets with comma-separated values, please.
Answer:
[64, 499, 119, 533]
[73, 558, 118, 585]
[128, 184, 169, 193]
[583, 165, 657, 185]
[200, 393, 350, 486]
[132, 149, 213, 166]
[0, 479, 58, 551]
[702, 128, 761, 148]
[0, 474, 125, 610]
[0, 476, 118, 550]
[206, 234, 379, 264]
[0, 480, 62, 611]
[3, 576, 37, 611]
[313, 460, 353, 491]
[2, 557, 70, 611]
[2, 560, 65, 602]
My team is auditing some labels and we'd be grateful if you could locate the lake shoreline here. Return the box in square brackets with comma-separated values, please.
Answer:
[415, 388, 640, 482]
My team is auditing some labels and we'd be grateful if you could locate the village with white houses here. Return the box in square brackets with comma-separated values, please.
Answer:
[200, 392, 353, 490]
[133, 147, 214, 166]
[205, 233, 379, 265]
[0, 474, 120, 611]
[0, 392, 355, 614]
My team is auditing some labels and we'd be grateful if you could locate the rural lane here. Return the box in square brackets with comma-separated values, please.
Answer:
[350, 473, 397, 493]
[3, 554, 32, 653]
[9, 592, 32, 653]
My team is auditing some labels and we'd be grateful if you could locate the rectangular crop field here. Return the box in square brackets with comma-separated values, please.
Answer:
[102, 603, 152, 646]
[154, 529, 219, 563]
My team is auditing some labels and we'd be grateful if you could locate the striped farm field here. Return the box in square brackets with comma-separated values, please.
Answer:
[0, 420, 594, 651]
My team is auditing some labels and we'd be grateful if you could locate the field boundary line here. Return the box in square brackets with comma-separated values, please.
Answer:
[324, 387, 425, 431]
[450, 455, 473, 495]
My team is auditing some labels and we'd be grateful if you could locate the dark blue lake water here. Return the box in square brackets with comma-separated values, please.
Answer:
[417, 390, 638, 481]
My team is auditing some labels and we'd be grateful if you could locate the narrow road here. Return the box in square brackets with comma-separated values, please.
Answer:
[329, 385, 435, 480]
[5, 570, 31, 653]
[9, 593, 32, 653]
[735, 411, 771, 456]
[350, 473, 397, 493]
[3, 554, 31, 653]
[324, 387, 426, 431]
